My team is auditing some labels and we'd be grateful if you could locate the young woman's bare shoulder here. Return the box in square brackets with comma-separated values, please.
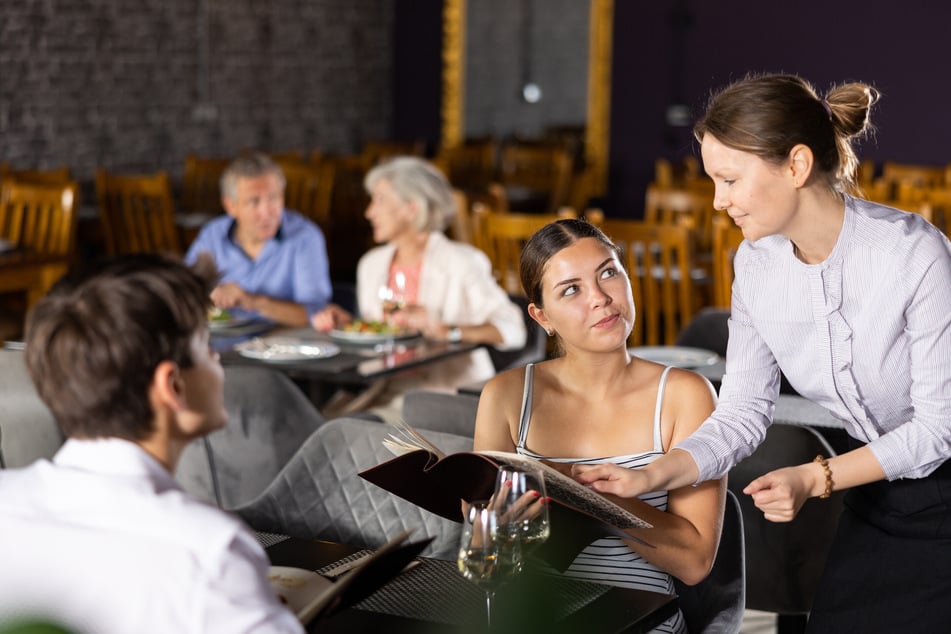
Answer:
[481, 364, 530, 400]
[664, 367, 717, 401]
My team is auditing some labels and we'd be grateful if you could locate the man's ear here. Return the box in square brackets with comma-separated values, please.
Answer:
[788, 144, 815, 188]
[152, 360, 185, 413]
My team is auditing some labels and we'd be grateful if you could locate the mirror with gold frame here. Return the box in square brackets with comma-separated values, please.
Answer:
[441, 0, 613, 196]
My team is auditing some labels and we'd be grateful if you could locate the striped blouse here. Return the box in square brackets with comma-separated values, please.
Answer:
[680, 195, 951, 482]
[516, 364, 686, 634]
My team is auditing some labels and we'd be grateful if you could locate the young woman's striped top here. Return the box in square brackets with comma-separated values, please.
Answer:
[515, 363, 686, 634]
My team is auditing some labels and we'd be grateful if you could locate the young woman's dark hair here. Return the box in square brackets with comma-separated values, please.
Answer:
[24, 253, 218, 440]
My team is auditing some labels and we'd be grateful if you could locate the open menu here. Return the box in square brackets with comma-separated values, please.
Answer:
[359, 422, 653, 572]
[268, 529, 433, 626]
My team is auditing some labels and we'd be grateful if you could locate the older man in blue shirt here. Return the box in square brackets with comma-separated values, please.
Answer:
[185, 154, 332, 326]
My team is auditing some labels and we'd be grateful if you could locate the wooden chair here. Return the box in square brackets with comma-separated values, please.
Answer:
[0, 179, 80, 334]
[711, 214, 745, 309]
[324, 155, 373, 281]
[180, 154, 230, 215]
[471, 204, 577, 295]
[599, 218, 698, 346]
[435, 139, 498, 192]
[644, 183, 717, 256]
[362, 140, 426, 167]
[281, 160, 335, 227]
[447, 189, 472, 244]
[95, 169, 181, 256]
[497, 144, 573, 214]
[0, 164, 73, 186]
[0, 179, 80, 258]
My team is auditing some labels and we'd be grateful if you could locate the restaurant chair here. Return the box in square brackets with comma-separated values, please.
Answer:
[0, 179, 80, 259]
[487, 292, 548, 373]
[0, 348, 65, 470]
[728, 423, 846, 633]
[401, 389, 480, 437]
[281, 159, 335, 227]
[599, 218, 699, 346]
[497, 143, 573, 213]
[0, 164, 73, 186]
[446, 188, 472, 244]
[180, 154, 230, 215]
[95, 169, 181, 255]
[673, 489, 746, 634]
[711, 213, 745, 309]
[362, 139, 426, 167]
[674, 307, 730, 358]
[644, 183, 717, 256]
[233, 417, 473, 560]
[175, 366, 328, 508]
[471, 204, 577, 295]
[435, 138, 498, 192]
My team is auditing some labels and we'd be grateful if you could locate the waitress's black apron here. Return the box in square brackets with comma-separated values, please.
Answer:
[806, 439, 951, 632]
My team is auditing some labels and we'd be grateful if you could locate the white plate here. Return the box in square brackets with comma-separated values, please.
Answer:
[329, 327, 420, 345]
[630, 346, 719, 368]
[235, 337, 340, 361]
[267, 566, 332, 620]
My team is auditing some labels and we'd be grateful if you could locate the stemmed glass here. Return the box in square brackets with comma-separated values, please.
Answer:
[457, 501, 512, 629]
[379, 271, 407, 325]
[493, 466, 550, 571]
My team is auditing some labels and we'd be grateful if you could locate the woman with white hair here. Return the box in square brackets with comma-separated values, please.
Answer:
[311, 156, 526, 421]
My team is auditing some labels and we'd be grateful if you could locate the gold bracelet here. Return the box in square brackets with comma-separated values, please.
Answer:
[814, 455, 834, 499]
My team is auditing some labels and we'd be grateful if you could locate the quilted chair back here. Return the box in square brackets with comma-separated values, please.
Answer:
[233, 418, 473, 560]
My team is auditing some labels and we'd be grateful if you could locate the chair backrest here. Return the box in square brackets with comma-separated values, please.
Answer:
[644, 183, 717, 254]
[498, 144, 573, 213]
[472, 204, 577, 295]
[0, 349, 65, 470]
[233, 418, 473, 560]
[0, 164, 73, 186]
[180, 154, 230, 215]
[436, 139, 497, 191]
[673, 489, 746, 634]
[281, 160, 335, 227]
[711, 213, 745, 309]
[446, 188, 472, 244]
[599, 218, 697, 346]
[486, 293, 548, 373]
[0, 179, 80, 257]
[175, 366, 327, 508]
[362, 140, 426, 167]
[728, 423, 846, 616]
[95, 169, 181, 255]
[675, 307, 730, 358]
[401, 389, 480, 437]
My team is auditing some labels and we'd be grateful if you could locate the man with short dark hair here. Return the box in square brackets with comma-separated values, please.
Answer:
[0, 254, 303, 634]
[186, 153, 332, 326]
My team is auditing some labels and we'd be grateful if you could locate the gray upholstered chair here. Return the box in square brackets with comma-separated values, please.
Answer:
[400, 389, 480, 437]
[728, 423, 845, 633]
[0, 348, 64, 469]
[233, 417, 473, 560]
[177, 366, 327, 507]
[673, 489, 746, 633]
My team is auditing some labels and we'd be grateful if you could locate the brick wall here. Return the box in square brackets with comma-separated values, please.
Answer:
[0, 0, 394, 185]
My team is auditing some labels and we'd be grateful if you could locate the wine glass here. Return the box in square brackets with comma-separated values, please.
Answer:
[493, 466, 550, 569]
[457, 501, 513, 629]
[379, 271, 407, 324]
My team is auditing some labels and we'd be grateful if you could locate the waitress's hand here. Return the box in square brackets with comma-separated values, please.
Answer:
[572, 463, 650, 498]
[743, 463, 818, 522]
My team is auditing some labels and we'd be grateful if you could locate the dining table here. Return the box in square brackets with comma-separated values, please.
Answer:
[262, 533, 679, 633]
[216, 324, 483, 389]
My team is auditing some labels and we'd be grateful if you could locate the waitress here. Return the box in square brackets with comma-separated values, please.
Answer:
[574, 73, 951, 632]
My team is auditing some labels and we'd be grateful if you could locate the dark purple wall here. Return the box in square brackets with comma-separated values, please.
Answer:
[609, 1, 951, 216]
[392, 0, 443, 153]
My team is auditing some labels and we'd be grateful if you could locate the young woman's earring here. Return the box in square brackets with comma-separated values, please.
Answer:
[546, 328, 554, 337]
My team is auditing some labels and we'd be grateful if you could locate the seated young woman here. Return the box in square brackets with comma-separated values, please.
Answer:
[473, 219, 725, 634]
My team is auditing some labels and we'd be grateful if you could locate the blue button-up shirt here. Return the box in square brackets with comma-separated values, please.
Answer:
[185, 210, 332, 319]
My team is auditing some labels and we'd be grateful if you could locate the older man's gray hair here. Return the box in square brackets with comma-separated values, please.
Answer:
[220, 153, 286, 201]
